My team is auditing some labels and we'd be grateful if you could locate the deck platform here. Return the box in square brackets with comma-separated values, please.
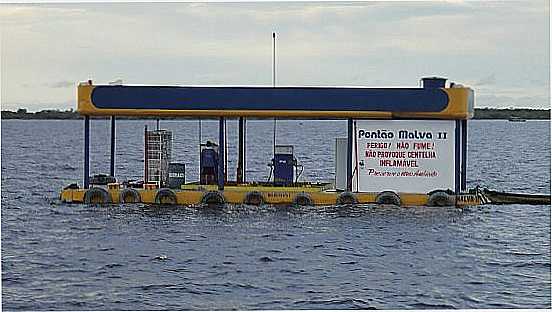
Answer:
[60, 184, 483, 207]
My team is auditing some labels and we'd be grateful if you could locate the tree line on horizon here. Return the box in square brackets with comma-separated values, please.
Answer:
[1, 107, 550, 120]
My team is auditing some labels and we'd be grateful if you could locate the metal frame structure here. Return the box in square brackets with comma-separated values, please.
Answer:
[145, 129, 172, 187]
[79, 78, 473, 194]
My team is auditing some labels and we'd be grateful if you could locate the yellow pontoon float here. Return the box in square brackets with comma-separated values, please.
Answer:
[60, 77, 493, 207]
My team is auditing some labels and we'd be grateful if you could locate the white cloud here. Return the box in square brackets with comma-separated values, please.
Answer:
[48, 80, 75, 88]
[473, 74, 497, 87]
[476, 94, 549, 109]
[0, 1, 549, 111]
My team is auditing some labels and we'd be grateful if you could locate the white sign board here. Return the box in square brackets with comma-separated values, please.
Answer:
[352, 120, 456, 193]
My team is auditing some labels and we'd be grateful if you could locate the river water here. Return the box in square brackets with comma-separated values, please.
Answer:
[2, 119, 550, 310]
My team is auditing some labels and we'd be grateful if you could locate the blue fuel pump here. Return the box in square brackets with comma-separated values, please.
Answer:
[269, 145, 303, 186]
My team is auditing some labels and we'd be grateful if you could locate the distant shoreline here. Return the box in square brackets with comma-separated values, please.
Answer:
[1, 108, 550, 120]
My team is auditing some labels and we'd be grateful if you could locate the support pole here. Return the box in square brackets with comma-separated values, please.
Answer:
[346, 118, 353, 192]
[198, 118, 202, 149]
[110, 116, 116, 177]
[243, 118, 247, 182]
[237, 117, 244, 183]
[273, 119, 277, 157]
[144, 125, 148, 184]
[454, 120, 461, 194]
[84, 115, 90, 189]
[224, 119, 228, 183]
[198, 119, 202, 183]
[218, 117, 225, 191]
[461, 119, 468, 191]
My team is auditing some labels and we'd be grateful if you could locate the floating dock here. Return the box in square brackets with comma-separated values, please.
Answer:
[61, 183, 484, 206]
[60, 77, 493, 207]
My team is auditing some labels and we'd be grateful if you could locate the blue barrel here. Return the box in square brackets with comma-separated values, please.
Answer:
[421, 77, 447, 89]
[168, 163, 185, 189]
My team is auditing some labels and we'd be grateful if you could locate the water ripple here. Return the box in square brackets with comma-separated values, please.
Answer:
[1, 120, 550, 310]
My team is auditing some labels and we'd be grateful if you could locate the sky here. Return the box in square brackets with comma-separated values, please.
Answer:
[0, 1, 550, 111]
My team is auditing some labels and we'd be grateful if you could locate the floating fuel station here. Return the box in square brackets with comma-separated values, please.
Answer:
[59, 77, 549, 207]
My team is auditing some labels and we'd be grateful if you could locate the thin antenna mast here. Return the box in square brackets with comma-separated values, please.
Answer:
[198, 118, 202, 147]
[272, 32, 276, 87]
[272, 32, 277, 157]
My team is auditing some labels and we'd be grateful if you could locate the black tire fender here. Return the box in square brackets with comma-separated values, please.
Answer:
[119, 188, 141, 203]
[155, 188, 177, 204]
[201, 191, 225, 206]
[243, 191, 264, 206]
[376, 191, 401, 206]
[293, 192, 313, 206]
[84, 187, 111, 205]
[427, 191, 456, 207]
[336, 191, 358, 205]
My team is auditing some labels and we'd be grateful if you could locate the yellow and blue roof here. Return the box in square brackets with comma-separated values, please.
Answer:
[77, 82, 474, 119]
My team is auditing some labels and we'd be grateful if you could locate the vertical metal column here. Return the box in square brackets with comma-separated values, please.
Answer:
[461, 119, 468, 191]
[224, 120, 228, 183]
[218, 117, 225, 191]
[346, 118, 353, 191]
[198, 119, 202, 183]
[84, 116, 90, 189]
[237, 117, 244, 183]
[243, 118, 247, 182]
[144, 125, 148, 183]
[110, 116, 116, 177]
[454, 120, 461, 194]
